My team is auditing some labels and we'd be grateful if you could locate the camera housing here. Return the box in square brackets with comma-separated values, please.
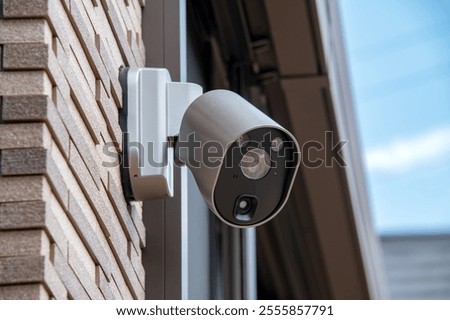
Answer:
[176, 90, 300, 228]
[120, 68, 299, 228]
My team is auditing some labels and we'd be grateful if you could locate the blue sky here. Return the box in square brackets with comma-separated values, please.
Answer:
[340, 0, 450, 234]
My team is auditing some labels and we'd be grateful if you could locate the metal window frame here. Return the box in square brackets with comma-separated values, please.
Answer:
[142, 0, 191, 299]
[141, 0, 257, 300]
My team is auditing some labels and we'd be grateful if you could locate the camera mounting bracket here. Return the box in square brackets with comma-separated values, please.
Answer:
[119, 67, 202, 201]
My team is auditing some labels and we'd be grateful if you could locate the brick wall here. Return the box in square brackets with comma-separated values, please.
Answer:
[0, 0, 146, 299]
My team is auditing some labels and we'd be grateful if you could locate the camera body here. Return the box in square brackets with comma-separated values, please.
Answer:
[176, 90, 300, 228]
[120, 68, 299, 228]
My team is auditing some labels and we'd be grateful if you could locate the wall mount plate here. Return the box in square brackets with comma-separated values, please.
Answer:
[119, 68, 202, 201]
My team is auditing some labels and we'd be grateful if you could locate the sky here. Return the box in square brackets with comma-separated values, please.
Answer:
[339, 0, 450, 235]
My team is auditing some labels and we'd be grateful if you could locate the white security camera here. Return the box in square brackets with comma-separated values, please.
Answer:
[120, 68, 300, 228]
[176, 90, 300, 227]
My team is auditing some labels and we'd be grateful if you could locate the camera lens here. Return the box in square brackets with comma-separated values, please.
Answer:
[239, 148, 271, 180]
[234, 195, 258, 221]
[238, 198, 251, 214]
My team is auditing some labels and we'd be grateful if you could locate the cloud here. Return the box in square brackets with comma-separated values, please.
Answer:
[365, 126, 450, 173]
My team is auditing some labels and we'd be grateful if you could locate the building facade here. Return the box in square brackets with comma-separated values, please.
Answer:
[0, 0, 387, 300]
[0, 0, 145, 299]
